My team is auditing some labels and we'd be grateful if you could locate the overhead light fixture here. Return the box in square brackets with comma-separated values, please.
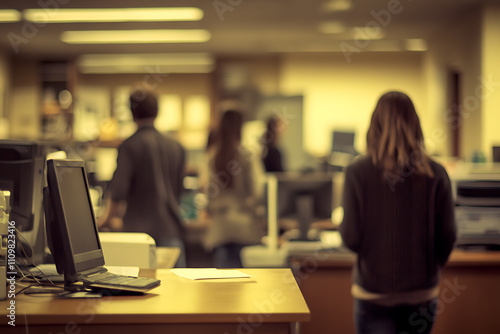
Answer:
[318, 21, 346, 34]
[322, 0, 352, 12]
[0, 9, 21, 22]
[24, 7, 203, 23]
[77, 53, 214, 74]
[405, 39, 428, 51]
[350, 27, 385, 40]
[61, 29, 211, 44]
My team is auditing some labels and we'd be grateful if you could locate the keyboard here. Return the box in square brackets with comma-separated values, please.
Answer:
[81, 272, 161, 290]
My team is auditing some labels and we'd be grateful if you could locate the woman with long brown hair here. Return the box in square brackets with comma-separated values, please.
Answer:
[204, 109, 265, 268]
[340, 91, 456, 334]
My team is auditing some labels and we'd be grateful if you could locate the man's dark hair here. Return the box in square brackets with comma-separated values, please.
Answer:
[129, 88, 158, 120]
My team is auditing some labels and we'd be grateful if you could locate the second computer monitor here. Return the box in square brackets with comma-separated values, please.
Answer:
[331, 130, 356, 154]
[277, 173, 334, 241]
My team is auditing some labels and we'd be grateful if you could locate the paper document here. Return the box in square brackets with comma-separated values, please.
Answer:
[171, 268, 253, 280]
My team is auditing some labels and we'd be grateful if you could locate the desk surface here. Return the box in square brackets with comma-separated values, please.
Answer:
[1, 268, 310, 326]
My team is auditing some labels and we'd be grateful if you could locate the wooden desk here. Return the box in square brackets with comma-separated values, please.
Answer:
[0, 268, 310, 334]
[289, 249, 500, 334]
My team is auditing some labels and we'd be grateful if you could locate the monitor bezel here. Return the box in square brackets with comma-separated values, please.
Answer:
[45, 159, 104, 283]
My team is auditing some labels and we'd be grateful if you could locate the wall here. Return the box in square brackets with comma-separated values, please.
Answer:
[279, 52, 425, 157]
[423, 7, 483, 161]
[9, 58, 40, 140]
[482, 4, 500, 161]
[76, 72, 212, 142]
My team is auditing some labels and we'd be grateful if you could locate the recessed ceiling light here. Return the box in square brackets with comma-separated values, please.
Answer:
[77, 53, 214, 73]
[350, 27, 385, 40]
[61, 29, 211, 44]
[318, 21, 346, 34]
[0, 9, 21, 22]
[405, 39, 428, 51]
[322, 0, 352, 12]
[24, 7, 203, 23]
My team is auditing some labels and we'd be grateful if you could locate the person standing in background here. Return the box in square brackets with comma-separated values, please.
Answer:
[261, 115, 286, 173]
[339, 91, 456, 334]
[100, 87, 187, 267]
[203, 109, 265, 268]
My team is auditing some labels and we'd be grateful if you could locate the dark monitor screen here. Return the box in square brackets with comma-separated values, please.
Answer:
[0, 141, 44, 231]
[0, 140, 45, 263]
[493, 146, 500, 163]
[44, 159, 104, 284]
[277, 173, 333, 240]
[332, 131, 356, 154]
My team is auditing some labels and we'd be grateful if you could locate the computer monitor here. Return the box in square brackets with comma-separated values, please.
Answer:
[0, 140, 46, 264]
[276, 173, 334, 241]
[331, 130, 356, 154]
[44, 159, 104, 286]
[493, 146, 500, 163]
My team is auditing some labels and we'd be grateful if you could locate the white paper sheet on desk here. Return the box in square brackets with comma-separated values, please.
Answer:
[171, 268, 253, 280]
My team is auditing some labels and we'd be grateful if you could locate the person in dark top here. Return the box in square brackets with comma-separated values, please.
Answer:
[261, 115, 285, 172]
[339, 91, 456, 334]
[100, 88, 187, 267]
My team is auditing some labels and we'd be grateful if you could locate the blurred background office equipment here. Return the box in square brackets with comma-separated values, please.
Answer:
[331, 130, 356, 155]
[276, 173, 334, 241]
[493, 146, 500, 163]
[455, 180, 500, 248]
[0, 141, 46, 265]
[241, 172, 337, 267]
[328, 130, 358, 171]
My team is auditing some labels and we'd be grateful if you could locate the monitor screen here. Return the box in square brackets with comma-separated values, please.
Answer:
[331, 131, 356, 154]
[493, 146, 500, 163]
[0, 140, 45, 264]
[276, 173, 334, 240]
[44, 159, 104, 284]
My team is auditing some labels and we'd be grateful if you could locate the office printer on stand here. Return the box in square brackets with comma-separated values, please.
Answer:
[455, 180, 500, 248]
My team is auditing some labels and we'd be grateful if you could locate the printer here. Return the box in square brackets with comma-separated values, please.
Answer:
[455, 179, 500, 247]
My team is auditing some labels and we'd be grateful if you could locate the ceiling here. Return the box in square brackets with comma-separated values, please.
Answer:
[0, 0, 494, 59]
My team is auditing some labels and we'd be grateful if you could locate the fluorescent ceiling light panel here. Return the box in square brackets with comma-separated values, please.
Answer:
[61, 29, 211, 44]
[318, 21, 346, 34]
[350, 27, 385, 40]
[322, 0, 352, 12]
[24, 7, 203, 23]
[0, 9, 21, 22]
[77, 53, 214, 74]
[405, 39, 428, 51]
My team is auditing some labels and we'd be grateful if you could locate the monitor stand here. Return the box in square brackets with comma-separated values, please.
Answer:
[291, 195, 315, 242]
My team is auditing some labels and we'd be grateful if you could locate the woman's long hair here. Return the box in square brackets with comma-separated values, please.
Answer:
[367, 91, 434, 177]
[214, 109, 244, 187]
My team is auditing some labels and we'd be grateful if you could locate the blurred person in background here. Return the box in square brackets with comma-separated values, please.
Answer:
[339, 91, 456, 334]
[100, 87, 187, 267]
[261, 115, 286, 173]
[203, 109, 265, 268]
